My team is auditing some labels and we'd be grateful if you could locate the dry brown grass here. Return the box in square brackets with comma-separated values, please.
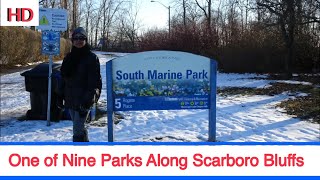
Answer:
[277, 88, 320, 123]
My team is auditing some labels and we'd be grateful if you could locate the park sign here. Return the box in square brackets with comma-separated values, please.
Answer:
[41, 30, 60, 55]
[106, 51, 217, 142]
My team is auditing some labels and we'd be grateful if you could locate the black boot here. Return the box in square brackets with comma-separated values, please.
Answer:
[83, 129, 89, 142]
[73, 131, 89, 142]
[73, 135, 84, 142]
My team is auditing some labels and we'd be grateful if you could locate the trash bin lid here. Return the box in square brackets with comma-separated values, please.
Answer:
[21, 62, 61, 77]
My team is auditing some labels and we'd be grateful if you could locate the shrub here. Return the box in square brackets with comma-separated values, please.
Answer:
[0, 27, 71, 67]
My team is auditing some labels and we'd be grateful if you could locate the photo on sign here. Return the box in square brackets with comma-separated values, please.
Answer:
[114, 79, 210, 97]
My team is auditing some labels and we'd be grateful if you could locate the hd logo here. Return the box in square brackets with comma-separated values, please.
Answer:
[0, 0, 39, 26]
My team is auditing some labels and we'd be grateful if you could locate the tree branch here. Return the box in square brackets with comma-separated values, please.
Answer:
[256, 1, 282, 17]
[302, 15, 320, 24]
[195, 0, 208, 18]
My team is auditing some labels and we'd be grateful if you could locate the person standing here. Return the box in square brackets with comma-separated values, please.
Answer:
[60, 27, 102, 142]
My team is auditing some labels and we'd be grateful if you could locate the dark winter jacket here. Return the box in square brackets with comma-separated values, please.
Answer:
[60, 46, 102, 111]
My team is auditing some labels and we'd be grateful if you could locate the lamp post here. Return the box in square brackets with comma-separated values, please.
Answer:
[150, 0, 170, 37]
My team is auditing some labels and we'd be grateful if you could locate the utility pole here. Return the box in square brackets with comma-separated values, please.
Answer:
[151, 0, 171, 37]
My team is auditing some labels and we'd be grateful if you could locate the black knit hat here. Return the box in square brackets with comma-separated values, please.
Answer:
[72, 27, 87, 38]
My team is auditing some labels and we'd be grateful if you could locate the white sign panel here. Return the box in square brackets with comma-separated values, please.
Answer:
[38, 8, 67, 31]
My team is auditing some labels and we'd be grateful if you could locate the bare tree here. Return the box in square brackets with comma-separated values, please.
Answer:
[83, 0, 94, 41]
[183, 0, 187, 26]
[120, 0, 142, 50]
[94, 2, 104, 48]
[195, 0, 212, 29]
[173, 0, 202, 27]
[257, 0, 320, 77]
[100, 0, 123, 50]
[71, 0, 79, 31]
[60, 0, 69, 38]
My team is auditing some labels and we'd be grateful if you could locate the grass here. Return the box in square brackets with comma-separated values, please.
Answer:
[277, 88, 320, 123]
[218, 82, 315, 96]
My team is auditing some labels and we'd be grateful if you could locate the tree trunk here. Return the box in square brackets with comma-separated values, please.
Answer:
[72, 0, 78, 31]
[286, 0, 295, 78]
[61, 0, 69, 38]
[183, 0, 186, 26]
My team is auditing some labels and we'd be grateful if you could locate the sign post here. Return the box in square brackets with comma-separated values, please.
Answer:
[47, 55, 53, 126]
[209, 60, 217, 142]
[41, 30, 60, 126]
[106, 61, 114, 142]
[38, 8, 67, 126]
[106, 51, 217, 142]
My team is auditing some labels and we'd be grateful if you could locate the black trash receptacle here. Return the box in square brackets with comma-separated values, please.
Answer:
[21, 62, 63, 121]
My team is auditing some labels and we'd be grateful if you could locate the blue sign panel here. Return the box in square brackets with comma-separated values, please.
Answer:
[41, 30, 60, 55]
[114, 95, 209, 111]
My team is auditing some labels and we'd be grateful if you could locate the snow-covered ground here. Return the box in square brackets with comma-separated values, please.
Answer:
[0, 52, 319, 142]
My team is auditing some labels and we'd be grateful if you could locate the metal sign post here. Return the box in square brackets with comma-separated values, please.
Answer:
[209, 60, 217, 142]
[41, 31, 60, 126]
[47, 55, 53, 126]
[106, 61, 114, 142]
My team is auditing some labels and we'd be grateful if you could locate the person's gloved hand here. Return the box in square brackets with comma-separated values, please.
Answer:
[82, 93, 95, 109]
[56, 99, 64, 109]
[78, 105, 89, 117]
